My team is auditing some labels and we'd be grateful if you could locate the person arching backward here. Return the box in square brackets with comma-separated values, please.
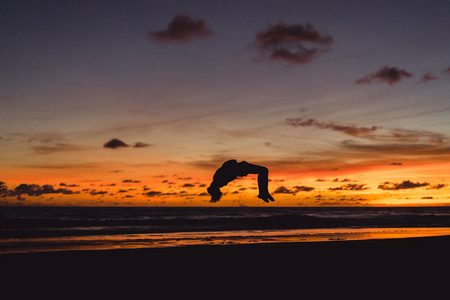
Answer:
[207, 160, 275, 203]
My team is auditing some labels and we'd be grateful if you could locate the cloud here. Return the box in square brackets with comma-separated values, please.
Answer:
[329, 184, 369, 191]
[274, 186, 292, 194]
[294, 185, 315, 192]
[182, 183, 195, 188]
[390, 162, 403, 165]
[25, 133, 85, 155]
[442, 67, 450, 75]
[104, 139, 151, 150]
[332, 178, 355, 182]
[355, 65, 413, 85]
[286, 118, 447, 148]
[377, 180, 430, 190]
[417, 72, 438, 84]
[274, 185, 315, 195]
[0, 182, 78, 200]
[104, 138, 129, 149]
[59, 183, 80, 187]
[428, 184, 447, 190]
[132, 142, 152, 148]
[149, 14, 213, 43]
[143, 191, 162, 197]
[286, 118, 380, 138]
[26, 163, 99, 169]
[32, 143, 85, 155]
[123, 179, 141, 183]
[340, 139, 450, 156]
[89, 190, 108, 196]
[251, 21, 333, 65]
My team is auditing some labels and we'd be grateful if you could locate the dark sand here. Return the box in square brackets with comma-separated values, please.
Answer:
[2, 236, 449, 296]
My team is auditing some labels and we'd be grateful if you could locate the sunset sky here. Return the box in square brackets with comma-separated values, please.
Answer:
[1, 0, 450, 206]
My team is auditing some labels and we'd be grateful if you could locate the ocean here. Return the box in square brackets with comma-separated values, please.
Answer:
[2, 206, 450, 253]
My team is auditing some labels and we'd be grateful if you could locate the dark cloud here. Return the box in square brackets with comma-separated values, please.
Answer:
[274, 186, 292, 194]
[390, 162, 403, 165]
[0, 182, 78, 200]
[417, 72, 438, 84]
[294, 185, 315, 192]
[59, 183, 80, 187]
[355, 66, 413, 85]
[182, 183, 195, 188]
[252, 21, 333, 65]
[286, 118, 380, 138]
[143, 191, 162, 197]
[89, 190, 108, 196]
[274, 185, 315, 195]
[123, 179, 141, 183]
[104, 138, 129, 149]
[150, 14, 213, 43]
[428, 184, 447, 190]
[332, 178, 354, 182]
[377, 180, 430, 190]
[132, 142, 152, 148]
[104, 139, 151, 150]
[329, 184, 369, 191]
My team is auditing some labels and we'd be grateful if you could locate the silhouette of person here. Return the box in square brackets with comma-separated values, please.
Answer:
[207, 160, 275, 203]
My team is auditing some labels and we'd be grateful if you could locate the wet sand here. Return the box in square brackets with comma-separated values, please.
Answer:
[2, 235, 450, 295]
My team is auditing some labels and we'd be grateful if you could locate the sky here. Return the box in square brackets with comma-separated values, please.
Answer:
[1, 0, 450, 206]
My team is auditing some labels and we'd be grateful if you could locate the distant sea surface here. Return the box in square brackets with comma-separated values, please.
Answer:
[2, 206, 450, 253]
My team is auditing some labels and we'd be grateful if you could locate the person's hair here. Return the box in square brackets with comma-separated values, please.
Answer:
[207, 185, 222, 203]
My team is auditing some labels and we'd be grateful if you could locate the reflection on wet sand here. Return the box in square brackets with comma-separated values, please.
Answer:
[2, 227, 450, 254]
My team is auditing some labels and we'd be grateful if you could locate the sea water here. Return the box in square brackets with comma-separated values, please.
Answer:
[2, 206, 450, 253]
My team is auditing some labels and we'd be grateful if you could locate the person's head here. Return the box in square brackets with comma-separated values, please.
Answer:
[207, 185, 222, 202]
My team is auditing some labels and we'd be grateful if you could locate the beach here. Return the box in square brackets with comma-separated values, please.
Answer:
[2, 235, 449, 295]
[2, 207, 450, 296]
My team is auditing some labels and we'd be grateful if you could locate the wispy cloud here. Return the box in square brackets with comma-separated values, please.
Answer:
[251, 21, 333, 65]
[285, 118, 380, 138]
[32, 143, 85, 154]
[149, 14, 213, 43]
[416, 72, 438, 84]
[442, 67, 450, 75]
[274, 185, 315, 196]
[286, 117, 447, 145]
[329, 184, 369, 191]
[355, 65, 413, 85]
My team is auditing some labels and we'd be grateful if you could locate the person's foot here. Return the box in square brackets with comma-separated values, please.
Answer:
[258, 193, 275, 202]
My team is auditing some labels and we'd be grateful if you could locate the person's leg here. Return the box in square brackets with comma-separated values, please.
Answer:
[241, 163, 274, 202]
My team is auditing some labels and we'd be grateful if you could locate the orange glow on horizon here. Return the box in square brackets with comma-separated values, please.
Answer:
[2, 159, 450, 206]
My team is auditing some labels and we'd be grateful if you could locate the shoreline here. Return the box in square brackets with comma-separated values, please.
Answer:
[3, 234, 450, 263]
[2, 226, 450, 254]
